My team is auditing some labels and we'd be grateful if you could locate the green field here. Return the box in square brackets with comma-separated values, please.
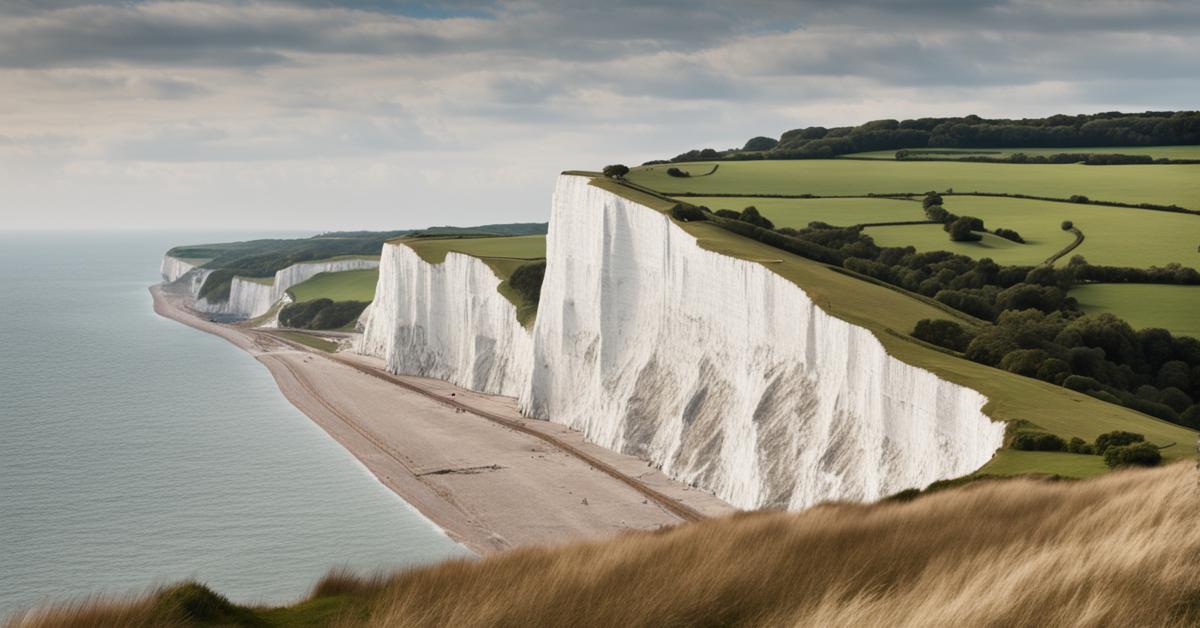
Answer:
[684, 193, 1199, 268]
[860, 195, 1199, 268]
[1072, 284, 1200, 338]
[403, 235, 546, 326]
[629, 160, 1200, 209]
[288, 269, 379, 303]
[689, 196, 923, 227]
[848, 145, 1200, 160]
[591, 176, 1198, 477]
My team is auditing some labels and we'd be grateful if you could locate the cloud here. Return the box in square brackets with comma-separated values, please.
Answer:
[0, 0, 1196, 229]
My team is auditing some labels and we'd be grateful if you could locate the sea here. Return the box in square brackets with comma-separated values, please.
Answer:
[0, 231, 469, 619]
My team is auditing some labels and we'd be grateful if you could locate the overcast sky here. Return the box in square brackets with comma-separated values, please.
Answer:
[2, 0, 1197, 231]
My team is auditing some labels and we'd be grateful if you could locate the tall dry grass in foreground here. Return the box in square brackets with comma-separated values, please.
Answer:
[13, 463, 1200, 628]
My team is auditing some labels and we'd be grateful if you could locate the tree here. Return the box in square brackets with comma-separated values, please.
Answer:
[1010, 430, 1066, 452]
[1093, 430, 1144, 455]
[1061, 220, 1074, 230]
[922, 192, 944, 209]
[948, 216, 983, 242]
[739, 206, 775, 230]
[912, 319, 974, 352]
[742, 136, 779, 152]
[993, 228, 1025, 243]
[602, 164, 630, 179]
[1103, 442, 1161, 468]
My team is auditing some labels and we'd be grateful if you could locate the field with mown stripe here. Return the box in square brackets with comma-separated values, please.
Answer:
[629, 159, 1200, 209]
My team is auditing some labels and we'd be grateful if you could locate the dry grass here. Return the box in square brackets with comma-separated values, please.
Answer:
[11, 463, 1199, 628]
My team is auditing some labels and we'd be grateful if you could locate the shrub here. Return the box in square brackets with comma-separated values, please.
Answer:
[279, 298, 370, 330]
[508, 260, 546, 305]
[1061, 220, 1075, 230]
[738, 206, 775, 230]
[993, 228, 1025, 243]
[1035, 358, 1071, 384]
[602, 164, 630, 178]
[1093, 431, 1144, 455]
[1181, 405, 1200, 429]
[670, 204, 708, 222]
[1157, 387, 1193, 413]
[921, 192, 944, 209]
[666, 167, 690, 178]
[1010, 430, 1066, 452]
[1103, 442, 1161, 468]
[714, 209, 741, 219]
[1066, 437, 1095, 455]
[935, 290, 994, 320]
[1000, 349, 1050, 377]
[1068, 195, 1089, 204]
[912, 319, 974, 352]
[948, 217, 983, 242]
[924, 206, 953, 222]
[1063, 374, 1101, 392]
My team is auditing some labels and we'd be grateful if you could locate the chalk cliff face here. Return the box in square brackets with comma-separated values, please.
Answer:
[193, 258, 380, 319]
[357, 245, 532, 398]
[160, 256, 212, 298]
[161, 255, 206, 284]
[517, 176, 1003, 509]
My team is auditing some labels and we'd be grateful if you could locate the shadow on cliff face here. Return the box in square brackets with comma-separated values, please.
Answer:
[16, 463, 1199, 628]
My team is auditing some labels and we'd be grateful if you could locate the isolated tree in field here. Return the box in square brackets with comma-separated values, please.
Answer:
[603, 164, 630, 179]
[1061, 220, 1074, 230]
[948, 216, 983, 242]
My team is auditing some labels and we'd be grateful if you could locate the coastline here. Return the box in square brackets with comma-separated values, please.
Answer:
[150, 283, 732, 556]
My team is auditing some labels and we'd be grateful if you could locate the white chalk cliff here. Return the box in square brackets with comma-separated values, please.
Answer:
[194, 258, 380, 319]
[357, 175, 1003, 510]
[161, 255, 213, 299]
[357, 246, 532, 398]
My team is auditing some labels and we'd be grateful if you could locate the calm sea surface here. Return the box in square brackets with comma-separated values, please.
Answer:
[0, 231, 468, 619]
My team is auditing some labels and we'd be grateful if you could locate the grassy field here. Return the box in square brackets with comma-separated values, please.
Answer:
[848, 145, 1200, 160]
[403, 235, 546, 326]
[288, 269, 379, 303]
[1072, 284, 1200, 338]
[592, 176, 1197, 477]
[688, 196, 923, 227]
[628, 160, 1200, 209]
[681, 192, 1199, 268]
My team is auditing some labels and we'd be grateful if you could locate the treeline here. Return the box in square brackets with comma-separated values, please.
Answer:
[916, 310, 1200, 430]
[659, 111, 1200, 162]
[894, 150, 1200, 165]
[278, 299, 369, 330]
[1010, 428, 1162, 468]
[665, 198, 1200, 430]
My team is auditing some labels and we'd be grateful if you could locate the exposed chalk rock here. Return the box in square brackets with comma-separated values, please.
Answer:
[518, 175, 1003, 509]
[356, 245, 532, 398]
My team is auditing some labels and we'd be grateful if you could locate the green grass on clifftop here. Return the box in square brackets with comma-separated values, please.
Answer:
[288, 269, 379, 303]
[627, 160, 1200, 209]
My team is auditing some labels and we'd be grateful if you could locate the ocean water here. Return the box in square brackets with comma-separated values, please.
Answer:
[0, 231, 469, 619]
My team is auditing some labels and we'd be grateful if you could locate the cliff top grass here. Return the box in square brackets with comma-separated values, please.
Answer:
[587, 175, 1198, 478]
[1072, 283, 1200, 339]
[626, 159, 1200, 210]
[846, 144, 1200, 160]
[401, 234, 547, 327]
[287, 269, 379, 303]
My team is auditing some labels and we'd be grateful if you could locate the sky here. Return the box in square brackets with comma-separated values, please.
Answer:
[1, 0, 1197, 231]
